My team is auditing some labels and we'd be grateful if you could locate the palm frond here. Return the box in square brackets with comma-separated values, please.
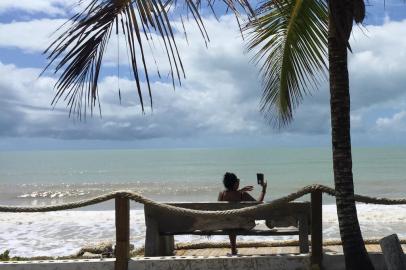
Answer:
[246, 0, 328, 127]
[42, 0, 253, 118]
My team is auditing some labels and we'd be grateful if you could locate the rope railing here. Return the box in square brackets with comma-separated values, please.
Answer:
[174, 238, 406, 250]
[1, 184, 405, 214]
[1, 184, 405, 270]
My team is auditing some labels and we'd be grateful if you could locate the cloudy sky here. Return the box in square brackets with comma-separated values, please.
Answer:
[0, 0, 406, 150]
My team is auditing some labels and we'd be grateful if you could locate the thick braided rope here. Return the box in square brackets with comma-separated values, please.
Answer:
[174, 238, 406, 250]
[0, 184, 405, 214]
[131, 238, 406, 255]
[0, 192, 118, 212]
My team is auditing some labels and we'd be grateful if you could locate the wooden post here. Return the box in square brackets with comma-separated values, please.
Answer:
[379, 234, 406, 270]
[115, 196, 130, 270]
[298, 214, 310, 253]
[311, 190, 323, 267]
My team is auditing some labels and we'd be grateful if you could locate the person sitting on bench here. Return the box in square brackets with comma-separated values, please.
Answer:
[218, 172, 267, 255]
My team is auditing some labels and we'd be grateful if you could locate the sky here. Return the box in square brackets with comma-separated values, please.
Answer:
[0, 0, 406, 150]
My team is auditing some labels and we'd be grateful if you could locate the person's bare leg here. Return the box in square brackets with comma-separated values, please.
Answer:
[228, 234, 237, 255]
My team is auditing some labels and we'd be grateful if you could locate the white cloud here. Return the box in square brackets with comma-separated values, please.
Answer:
[0, 0, 72, 15]
[349, 20, 406, 109]
[376, 111, 406, 132]
[0, 16, 265, 141]
[1, 14, 406, 144]
[0, 19, 67, 52]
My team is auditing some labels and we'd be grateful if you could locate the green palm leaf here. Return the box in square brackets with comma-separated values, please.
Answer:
[246, 0, 328, 127]
[42, 0, 253, 118]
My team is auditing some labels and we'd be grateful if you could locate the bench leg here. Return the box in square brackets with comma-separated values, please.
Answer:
[145, 217, 161, 257]
[160, 235, 175, 256]
[145, 215, 175, 257]
[299, 216, 309, 253]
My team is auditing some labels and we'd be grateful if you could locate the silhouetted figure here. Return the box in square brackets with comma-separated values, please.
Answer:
[218, 172, 267, 255]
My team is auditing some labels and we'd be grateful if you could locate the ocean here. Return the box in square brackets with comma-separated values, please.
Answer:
[0, 147, 405, 257]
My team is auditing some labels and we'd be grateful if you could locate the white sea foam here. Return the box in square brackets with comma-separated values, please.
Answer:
[1, 204, 405, 257]
[18, 190, 91, 199]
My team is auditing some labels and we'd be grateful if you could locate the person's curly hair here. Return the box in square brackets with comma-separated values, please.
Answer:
[223, 172, 239, 190]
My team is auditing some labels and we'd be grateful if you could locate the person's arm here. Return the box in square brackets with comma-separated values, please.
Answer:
[257, 181, 267, 202]
[239, 186, 256, 201]
[241, 192, 256, 201]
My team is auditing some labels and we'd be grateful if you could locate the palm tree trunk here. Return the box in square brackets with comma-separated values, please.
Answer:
[328, 5, 375, 270]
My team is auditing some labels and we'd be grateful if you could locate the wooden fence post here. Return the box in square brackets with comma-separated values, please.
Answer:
[115, 196, 130, 270]
[311, 190, 323, 267]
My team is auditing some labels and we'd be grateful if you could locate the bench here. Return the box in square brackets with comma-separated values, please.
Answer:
[144, 201, 311, 256]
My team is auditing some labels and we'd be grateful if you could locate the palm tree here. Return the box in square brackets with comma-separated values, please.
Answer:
[246, 0, 373, 269]
[41, 0, 252, 117]
[42, 0, 375, 269]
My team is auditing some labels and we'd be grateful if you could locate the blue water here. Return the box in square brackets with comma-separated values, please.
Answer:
[0, 147, 405, 206]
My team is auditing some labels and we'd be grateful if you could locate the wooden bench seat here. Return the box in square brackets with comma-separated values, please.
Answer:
[144, 201, 311, 256]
